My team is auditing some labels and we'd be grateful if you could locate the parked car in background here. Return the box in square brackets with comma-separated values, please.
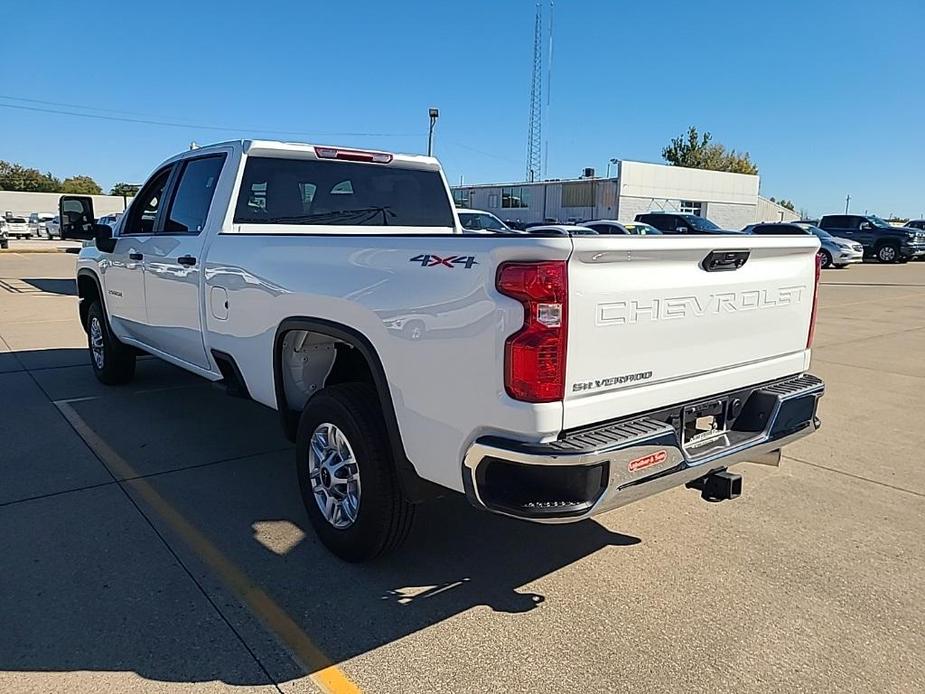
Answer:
[527, 224, 599, 236]
[1, 216, 32, 239]
[45, 216, 61, 239]
[456, 209, 521, 234]
[502, 219, 529, 231]
[744, 222, 863, 268]
[28, 212, 56, 238]
[904, 220, 925, 231]
[582, 220, 630, 234]
[97, 213, 123, 229]
[622, 222, 662, 235]
[634, 212, 733, 234]
[818, 214, 925, 263]
[581, 220, 662, 235]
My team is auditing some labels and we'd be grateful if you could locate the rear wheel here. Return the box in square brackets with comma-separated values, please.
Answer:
[876, 243, 899, 263]
[819, 250, 833, 268]
[86, 301, 136, 385]
[296, 382, 414, 562]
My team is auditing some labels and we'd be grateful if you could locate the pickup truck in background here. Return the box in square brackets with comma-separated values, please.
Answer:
[634, 212, 731, 234]
[818, 214, 925, 263]
[61, 140, 825, 561]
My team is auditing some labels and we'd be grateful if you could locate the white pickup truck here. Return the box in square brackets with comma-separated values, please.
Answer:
[61, 140, 824, 561]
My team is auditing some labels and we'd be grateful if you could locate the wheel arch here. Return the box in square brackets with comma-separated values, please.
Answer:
[76, 269, 104, 333]
[273, 317, 444, 503]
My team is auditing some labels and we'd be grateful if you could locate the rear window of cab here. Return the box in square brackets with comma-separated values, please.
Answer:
[234, 157, 455, 227]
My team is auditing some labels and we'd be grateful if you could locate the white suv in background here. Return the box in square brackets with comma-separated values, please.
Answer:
[1, 216, 32, 240]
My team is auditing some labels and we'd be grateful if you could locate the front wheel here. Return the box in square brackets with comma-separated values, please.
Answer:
[86, 301, 136, 385]
[296, 382, 414, 562]
[876, 243, 899, 263]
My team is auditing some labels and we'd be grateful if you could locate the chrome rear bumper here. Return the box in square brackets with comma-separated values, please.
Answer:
[462, 373, 824, 523]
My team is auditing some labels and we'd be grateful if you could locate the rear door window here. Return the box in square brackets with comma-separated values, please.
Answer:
[234, 157, 455, 227]
[164, 155, 226, 234]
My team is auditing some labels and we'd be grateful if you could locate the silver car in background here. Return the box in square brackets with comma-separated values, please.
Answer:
[28, 212, 56, 238]
[744, 221, 863, 268]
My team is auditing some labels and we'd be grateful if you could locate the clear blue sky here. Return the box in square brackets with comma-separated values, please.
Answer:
[2, 0, 923, 218]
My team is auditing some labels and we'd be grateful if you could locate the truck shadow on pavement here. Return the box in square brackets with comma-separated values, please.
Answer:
[4, 277, 78, 295]
[1, 349, 641, 686]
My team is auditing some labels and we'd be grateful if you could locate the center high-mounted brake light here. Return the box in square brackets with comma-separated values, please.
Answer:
[314, 147, 393, 164]
[497, 261, 568, 403]
[806, 251, 822, 348]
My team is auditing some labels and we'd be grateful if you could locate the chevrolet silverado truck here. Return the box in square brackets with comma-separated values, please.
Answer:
[60, 140, 825, 561]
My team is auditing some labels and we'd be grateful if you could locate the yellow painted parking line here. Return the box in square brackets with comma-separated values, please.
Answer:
[54, 399, 361, 694]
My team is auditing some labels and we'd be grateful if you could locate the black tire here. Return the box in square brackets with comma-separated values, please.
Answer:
[0, 240, 7, 250]
[819, 250, 833, 268]
[296, 382, 414, 562]
[86, 300, 136, 385]
[876, 242, 900, 263]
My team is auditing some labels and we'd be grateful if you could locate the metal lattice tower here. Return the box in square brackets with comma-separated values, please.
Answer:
[526, 3, 543, 182]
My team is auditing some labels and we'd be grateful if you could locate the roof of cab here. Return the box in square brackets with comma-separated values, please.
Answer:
[156, 139, 442, 171]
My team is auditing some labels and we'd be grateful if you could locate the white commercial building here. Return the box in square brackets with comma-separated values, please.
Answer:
[0, 191, 131, 219]
[452, 160, 798, 229]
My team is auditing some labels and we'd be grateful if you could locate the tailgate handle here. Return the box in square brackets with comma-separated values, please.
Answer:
[701, 250, 749, 272]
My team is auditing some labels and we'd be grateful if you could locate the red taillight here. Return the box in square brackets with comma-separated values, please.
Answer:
[807, 252, 822, 348]
[497, 261, 568, 402]
[314, 146, 393, 163]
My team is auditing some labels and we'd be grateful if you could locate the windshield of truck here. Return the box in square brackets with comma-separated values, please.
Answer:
[234, 157, 455, 227]
[867, 216, 893, 229]
[682, 214, 721, 231]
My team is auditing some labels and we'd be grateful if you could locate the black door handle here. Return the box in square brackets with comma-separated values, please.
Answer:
[129, 252, 143, 261]
[177, 255, 197, 267]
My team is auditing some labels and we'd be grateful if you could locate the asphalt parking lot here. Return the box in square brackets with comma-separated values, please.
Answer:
[1, 252, 923, 694]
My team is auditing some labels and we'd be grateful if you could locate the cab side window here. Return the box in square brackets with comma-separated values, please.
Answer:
[164, 155, 226, 234]
[124, 167, 173, 235]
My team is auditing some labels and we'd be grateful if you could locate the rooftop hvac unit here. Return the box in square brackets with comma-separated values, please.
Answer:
[582, 167, 595, 178]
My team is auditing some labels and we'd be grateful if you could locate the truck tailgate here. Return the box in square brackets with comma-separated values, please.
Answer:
[564, 235, 819, 430]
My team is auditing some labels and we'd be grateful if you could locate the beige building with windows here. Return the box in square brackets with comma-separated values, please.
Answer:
[452, 160, 797, 229]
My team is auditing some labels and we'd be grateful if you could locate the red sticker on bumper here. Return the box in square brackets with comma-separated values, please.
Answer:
[627, 449, 668, 473]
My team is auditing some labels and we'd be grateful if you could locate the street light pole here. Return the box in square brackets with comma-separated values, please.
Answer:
[427, 107, 439, 156]
[845, 194, 851, 214]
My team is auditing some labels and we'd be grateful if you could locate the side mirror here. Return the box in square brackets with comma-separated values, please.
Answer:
[59, 195, 96, 240]
[94, 223, 116, 253]
[859, 223, 871, 230]
[676, 226, 689, 233]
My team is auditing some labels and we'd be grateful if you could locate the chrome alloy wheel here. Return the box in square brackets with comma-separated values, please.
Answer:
[89, 316, 105, 370]
[308, 423, 361, 529]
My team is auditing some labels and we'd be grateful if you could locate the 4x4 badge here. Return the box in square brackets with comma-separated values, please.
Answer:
[410, 254, 478, 269]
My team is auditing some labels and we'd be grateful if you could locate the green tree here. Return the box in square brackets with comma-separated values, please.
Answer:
[0, 160, 61, 192]
[61, 175, 103, 195]
[110, 182, 140, 197]
[662, 126, 759, 175]
[777, 199, 796, 211]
